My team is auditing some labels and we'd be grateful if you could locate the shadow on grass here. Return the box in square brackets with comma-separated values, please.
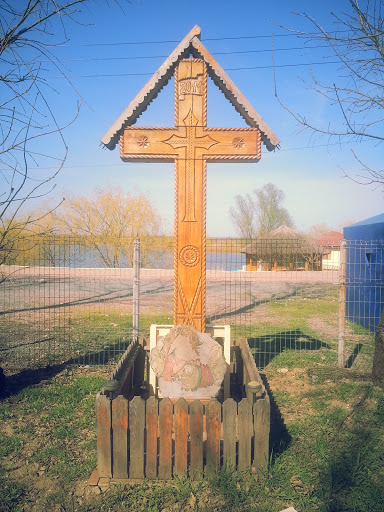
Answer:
[206, 288, 305, 324]
[261, 373, 291, 460]
[248, 329, 330, 368]
[345, 343, 364, 369]
[248, 330, 330, 460]
[0, 339, 131, 398]
[320, 406, 384, 511]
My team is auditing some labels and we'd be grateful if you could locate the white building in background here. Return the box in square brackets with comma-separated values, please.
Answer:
[316, 231, 344, 270]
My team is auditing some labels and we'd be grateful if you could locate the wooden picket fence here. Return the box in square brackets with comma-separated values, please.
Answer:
[96, 394, 270, 480]
[96, 335, 270, 480]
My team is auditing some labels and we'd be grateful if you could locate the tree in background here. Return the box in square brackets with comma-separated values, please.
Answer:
[255, 183, 295, 236]
[0, 1, 129, 278]
[230, 183, 294, 238]
[60, 187, 162, 268]
[275, 0, 384, 386]
[275, 0, 384, 186]
[307, 223, 332, 240]
[229, 193, 257, 239]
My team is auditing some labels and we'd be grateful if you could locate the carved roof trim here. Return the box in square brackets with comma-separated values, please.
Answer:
[101, 25, 201, 150]
[191, 37, 279, 151]
[101, 25, 279, 151]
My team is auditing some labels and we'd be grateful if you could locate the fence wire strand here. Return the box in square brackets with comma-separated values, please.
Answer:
[0, 236, 377, 374]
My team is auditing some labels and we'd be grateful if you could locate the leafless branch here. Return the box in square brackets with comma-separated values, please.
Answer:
[273, 0, 384, 184]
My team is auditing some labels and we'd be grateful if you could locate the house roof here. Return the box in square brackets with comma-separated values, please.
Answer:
[241, 225, 310, 256]
[101, 25, 279, 152]
[316, 231, 343, 249]
[267, 225, 300, 239]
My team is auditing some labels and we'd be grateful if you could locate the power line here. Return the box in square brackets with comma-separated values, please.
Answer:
[46, 33, 311, 48]
[38, 45, 330, 64]
[47, 30, 351, 48]
[42, 60, 343, 79]
[0, 140, 359, 173]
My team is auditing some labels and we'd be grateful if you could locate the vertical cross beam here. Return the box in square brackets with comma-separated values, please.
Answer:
[120, 59, 261, 332]
[173, 60, 207, 331]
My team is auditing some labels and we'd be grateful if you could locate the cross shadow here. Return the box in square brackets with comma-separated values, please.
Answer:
[0, 283, 173, 317]
[345, 343, 364, 369]
[248, 329, 331, 368]
[206, 289, 303, 324]
[244, 330, 330, 459]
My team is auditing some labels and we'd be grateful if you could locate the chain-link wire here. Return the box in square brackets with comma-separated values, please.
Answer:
[0, 236, 376, 374]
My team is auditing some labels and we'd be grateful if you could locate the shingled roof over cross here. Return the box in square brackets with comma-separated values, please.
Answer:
[101, 25, 279, 152]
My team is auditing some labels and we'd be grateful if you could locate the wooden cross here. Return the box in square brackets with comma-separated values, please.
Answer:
[121, 59, 261, 332]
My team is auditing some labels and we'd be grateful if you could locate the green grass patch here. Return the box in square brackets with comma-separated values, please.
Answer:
[0, 473, 27, 512]
[0, 294, 381, 512]
[0, 368, 106, 509]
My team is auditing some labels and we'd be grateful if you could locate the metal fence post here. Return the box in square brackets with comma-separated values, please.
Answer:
[338, 239, 347, 367]
[133, 238, 140, 342]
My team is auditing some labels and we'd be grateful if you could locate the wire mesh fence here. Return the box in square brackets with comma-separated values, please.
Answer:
[0, 235, 377, 375]
[345, 239, 384, 332]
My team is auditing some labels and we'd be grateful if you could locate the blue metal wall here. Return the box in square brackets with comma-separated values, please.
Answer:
[344, 214, 384, 332]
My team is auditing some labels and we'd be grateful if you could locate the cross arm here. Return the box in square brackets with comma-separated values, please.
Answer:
[120, 127, 179, 162]
[203, 128, 261, 162]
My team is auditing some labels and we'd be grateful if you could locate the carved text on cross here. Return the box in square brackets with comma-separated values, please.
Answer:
[162, 109, 218, 222]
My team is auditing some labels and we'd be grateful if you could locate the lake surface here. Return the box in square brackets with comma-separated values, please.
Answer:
[39, 245, 246, 272]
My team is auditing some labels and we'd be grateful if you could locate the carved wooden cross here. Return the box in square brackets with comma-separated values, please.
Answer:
[120, 59, 261, 332]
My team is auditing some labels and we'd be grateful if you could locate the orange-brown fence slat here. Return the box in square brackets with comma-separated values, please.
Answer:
[253, 398, 270, 473]
[145, 396, 158, 480]
[206, 399, 221, 474]
[129, 396, 145, 479]
[112, 395, 129, 479]
[96, 393, 112, 478]
[238, 398, 252, 470]
[189, 400, 203, 480]
[159, 398, 173, 480]
[223, 398, 237, 469]
[174, 398, 188, 477]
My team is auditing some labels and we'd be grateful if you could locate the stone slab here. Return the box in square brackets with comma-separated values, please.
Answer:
[150, 324, 226, 398]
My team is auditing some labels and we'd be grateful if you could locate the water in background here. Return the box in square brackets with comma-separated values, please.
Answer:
[40, 244, 246, 272]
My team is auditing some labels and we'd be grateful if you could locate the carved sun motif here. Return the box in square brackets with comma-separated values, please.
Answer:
[180, 245, 200, 267]
[137, 135, 149, 148]
[232, 137, 245, 149]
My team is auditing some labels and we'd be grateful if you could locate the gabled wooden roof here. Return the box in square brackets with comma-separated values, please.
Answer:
[101, 25, 279, 151]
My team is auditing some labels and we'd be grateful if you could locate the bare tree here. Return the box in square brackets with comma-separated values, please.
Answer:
[230, 183, 294, 238]
[255, 183, 295, 236]
[60, 187, 163, 268]
[0, 1, 129, 277]
[274, 0, 384, 185]
[274, 0, 384, 386]
[229, 193, 257, 239]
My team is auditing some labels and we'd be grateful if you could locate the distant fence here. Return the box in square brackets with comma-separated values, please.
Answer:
[0, 236, 378, 374]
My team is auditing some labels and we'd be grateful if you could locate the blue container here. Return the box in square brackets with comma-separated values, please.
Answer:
[344, 214, 384, 331]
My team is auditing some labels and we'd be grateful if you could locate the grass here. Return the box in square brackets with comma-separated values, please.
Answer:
[0, 302, 382, 511]
[0, 368, 106, 511]
[0, 312, 173, 374]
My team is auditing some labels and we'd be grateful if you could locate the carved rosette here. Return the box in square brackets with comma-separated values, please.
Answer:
[179, 245, 200, 267]
[232, 137, 245, 149]
[137, 135, 149, 148]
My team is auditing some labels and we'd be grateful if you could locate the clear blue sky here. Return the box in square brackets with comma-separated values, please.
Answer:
[24, 0, 384, 236]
